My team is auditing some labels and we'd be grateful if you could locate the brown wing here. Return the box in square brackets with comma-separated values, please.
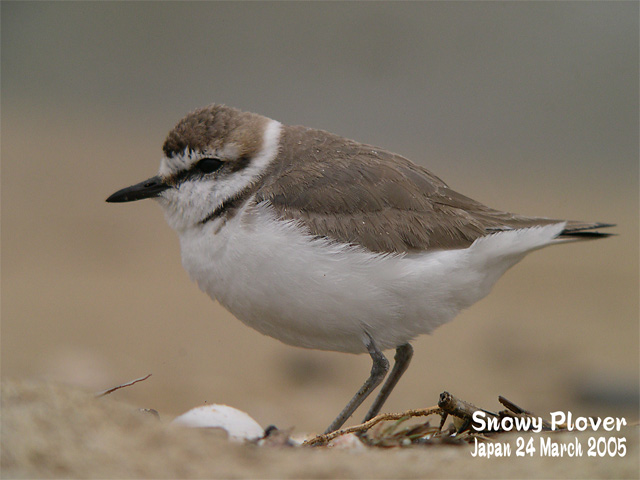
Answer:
[255, 125, 607, 254]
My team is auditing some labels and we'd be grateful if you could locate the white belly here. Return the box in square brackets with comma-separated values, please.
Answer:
[177, 202, 565, 353]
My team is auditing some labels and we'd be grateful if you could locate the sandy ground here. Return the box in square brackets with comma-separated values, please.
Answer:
[2, 380, 638, 479]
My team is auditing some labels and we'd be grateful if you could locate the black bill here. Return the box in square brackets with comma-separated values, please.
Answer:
[106, 176, 170, 203]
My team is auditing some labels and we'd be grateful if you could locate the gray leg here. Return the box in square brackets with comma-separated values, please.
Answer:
[362, 343, 413, 423]
[324, 336, 389, 434]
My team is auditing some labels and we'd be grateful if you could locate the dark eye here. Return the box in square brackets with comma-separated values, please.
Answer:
[195, 158, 223, 174]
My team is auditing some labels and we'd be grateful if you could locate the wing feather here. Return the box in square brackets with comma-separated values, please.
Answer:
[255, 125, 610, 253]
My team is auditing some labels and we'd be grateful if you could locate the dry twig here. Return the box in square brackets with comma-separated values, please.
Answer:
[95, 374, 152, 397]
[303, 406, 442, 446]
[303, 391, 569, 447]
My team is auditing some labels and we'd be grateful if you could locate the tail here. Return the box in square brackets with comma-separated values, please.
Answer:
[558, 222, 616, 240]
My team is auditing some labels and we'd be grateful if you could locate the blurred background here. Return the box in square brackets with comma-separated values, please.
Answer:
[2, 2, 638, 433]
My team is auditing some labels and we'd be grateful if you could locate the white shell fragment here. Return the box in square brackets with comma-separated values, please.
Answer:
[172, 404, 264, 442]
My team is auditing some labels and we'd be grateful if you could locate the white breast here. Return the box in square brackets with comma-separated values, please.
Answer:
[177, 201, 566, 354]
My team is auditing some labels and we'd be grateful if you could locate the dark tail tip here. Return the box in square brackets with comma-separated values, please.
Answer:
[560, 222, 616, 239]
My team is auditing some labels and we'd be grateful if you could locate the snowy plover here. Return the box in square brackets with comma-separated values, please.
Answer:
[107, 104, 613, 434]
